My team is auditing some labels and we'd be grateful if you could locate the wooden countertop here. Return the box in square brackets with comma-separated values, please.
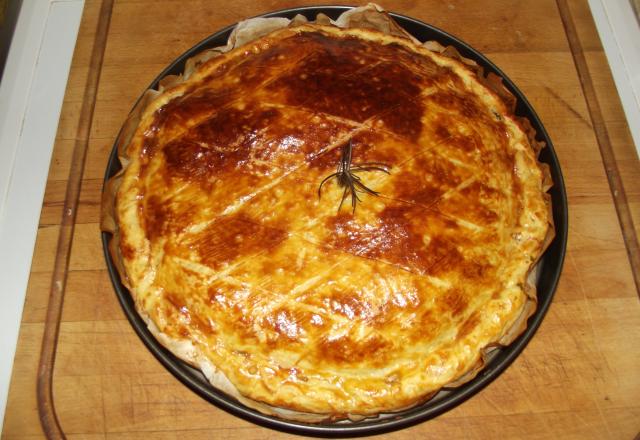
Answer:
[3, 0, 639, 438]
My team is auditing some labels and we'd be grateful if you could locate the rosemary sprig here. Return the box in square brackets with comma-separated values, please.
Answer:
[318, 140, 391, 213]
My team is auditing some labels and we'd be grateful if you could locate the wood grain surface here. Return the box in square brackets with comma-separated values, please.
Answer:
[2, 0, 640, 439]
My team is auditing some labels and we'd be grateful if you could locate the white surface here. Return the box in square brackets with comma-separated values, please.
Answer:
[0, 0, 84, 432]
[588, 0, 640, 157]
[0, 2, 49, 234]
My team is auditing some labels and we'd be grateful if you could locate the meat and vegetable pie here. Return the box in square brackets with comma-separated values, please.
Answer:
[102, 5, 553, 421]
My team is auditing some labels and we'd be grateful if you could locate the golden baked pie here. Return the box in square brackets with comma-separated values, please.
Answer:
[102, 6, 553, 421]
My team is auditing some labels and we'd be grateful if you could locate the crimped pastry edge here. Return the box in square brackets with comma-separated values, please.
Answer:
[100, 3, 555, 422]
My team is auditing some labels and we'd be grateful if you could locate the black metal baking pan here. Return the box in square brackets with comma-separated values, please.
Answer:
[101, 6, 568, 437]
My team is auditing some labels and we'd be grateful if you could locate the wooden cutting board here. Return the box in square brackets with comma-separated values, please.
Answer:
[3, 0, 640, 438]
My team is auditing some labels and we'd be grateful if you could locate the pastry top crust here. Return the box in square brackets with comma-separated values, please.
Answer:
[109, 20, 551, 417]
